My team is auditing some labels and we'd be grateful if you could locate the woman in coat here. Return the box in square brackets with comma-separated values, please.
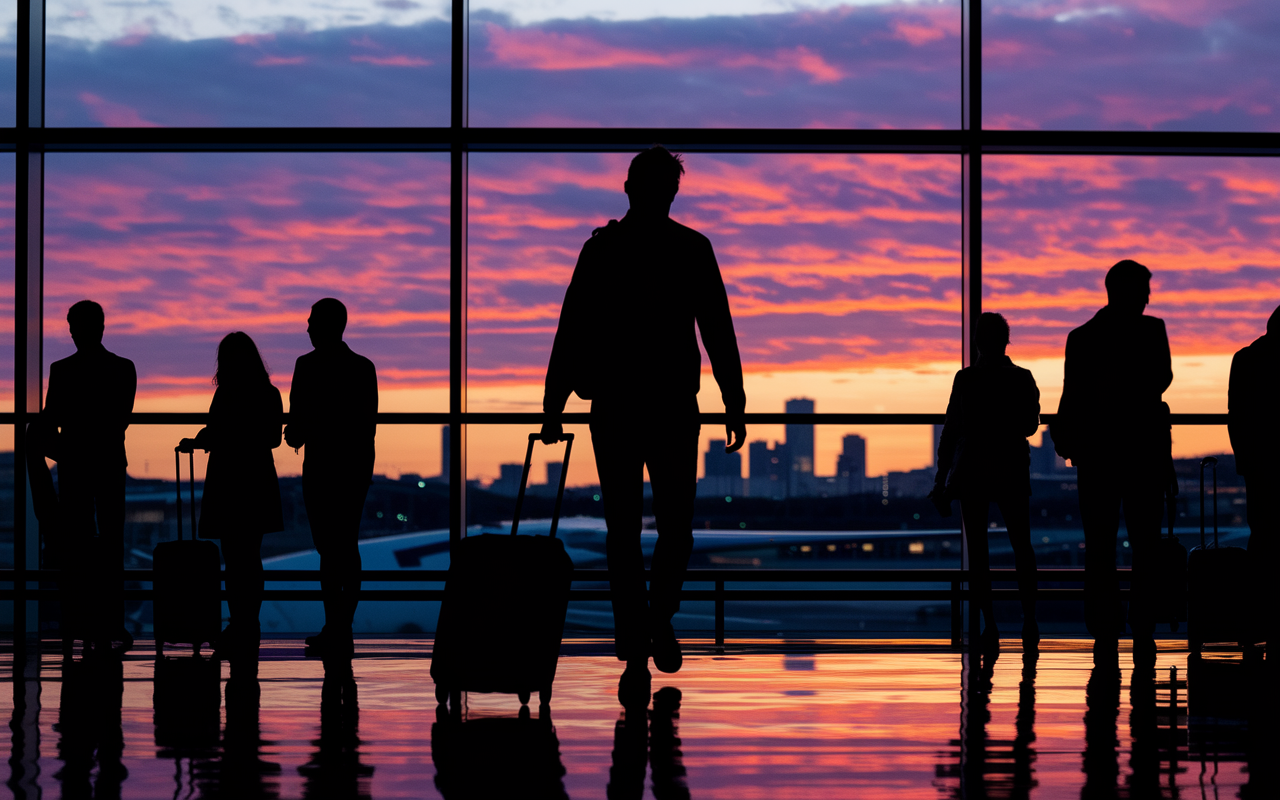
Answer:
[180, 332, 284, 652]
[931, 313, 1041, 646]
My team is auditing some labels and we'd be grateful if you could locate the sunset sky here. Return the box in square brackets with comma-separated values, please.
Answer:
[0, 1, 1276, 485]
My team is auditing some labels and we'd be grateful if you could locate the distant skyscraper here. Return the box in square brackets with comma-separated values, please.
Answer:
[489, 463, 524, 497]
[698, 438, 743, 497]
[747, 439, 789, 499]
[836, 434, 867, 495]
[785, 398, 815, 496]
[546, 461, 563, 487]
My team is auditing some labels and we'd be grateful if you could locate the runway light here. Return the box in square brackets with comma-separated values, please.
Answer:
[739, 522, 746, 529]
[396, 513, 407, 522]
[725, 496, 732, 503]
[862, 543, 874, 552]
[1042, 536, 1050, 543]
[593, 494, 600, 501]
[908, 541, 924, 554]
[418, 480, 426, 488]
[800, 545, 812, 553]
[1123, 540, 1130, 547]
[827, 544, 836, 552]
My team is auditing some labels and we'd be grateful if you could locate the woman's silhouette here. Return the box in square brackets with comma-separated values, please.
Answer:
[931, 313, 1041, 646]
[180, 332, 284, 656]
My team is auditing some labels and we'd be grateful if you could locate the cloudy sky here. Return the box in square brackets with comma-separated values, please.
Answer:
[0, 1, 1277, 482]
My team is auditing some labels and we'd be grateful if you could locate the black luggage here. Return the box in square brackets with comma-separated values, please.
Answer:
[1154, 477, 1187, 632]
[1186, 457, 1249, 652]
[153, 447, 223, 656]
[431, 433, 576, 707]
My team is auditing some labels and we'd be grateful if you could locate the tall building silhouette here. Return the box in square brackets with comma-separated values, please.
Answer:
[697, 439, 743, 497]
[836, 434, 867, 496]
[748, 439, 790, 499]
[785, 398, 815, 497]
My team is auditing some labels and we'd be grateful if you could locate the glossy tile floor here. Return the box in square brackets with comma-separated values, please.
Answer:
[2, 639, 1274, 798]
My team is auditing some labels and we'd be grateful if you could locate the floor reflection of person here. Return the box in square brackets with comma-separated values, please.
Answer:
[1126, 659, 1160, 798]
[42, 300, 137, 651]
[299, 656, 374, 799]
[608, 686, 689, 800]
[932, 312, 1041, 647]
[8, 648, 42, 800]
[1080, 643, 1121, 800]
[943, 647, 1039, 799]
[197, 652, 282, 798]
[56, 649, 128, 797]
[179, 331, 284, 658]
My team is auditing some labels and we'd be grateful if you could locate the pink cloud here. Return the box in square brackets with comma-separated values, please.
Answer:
[255, 55, 309, 66]
[77, 92, 160, 127]
[351, 54, 434, 67]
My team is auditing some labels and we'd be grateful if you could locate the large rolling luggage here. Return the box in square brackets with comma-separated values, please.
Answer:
[153, 447, 222, 656]
[431, 433, 576, 707]
[1186, 456, 1250, 652]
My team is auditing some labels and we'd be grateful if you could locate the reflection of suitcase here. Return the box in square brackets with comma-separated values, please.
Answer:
[152, 448, 222, 656]
[431, 433, 575, 707]
[1187, 457, 1250, 651]
[1154, 481, 1187, 632]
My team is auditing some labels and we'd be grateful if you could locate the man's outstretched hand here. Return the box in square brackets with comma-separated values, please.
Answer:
[725, 415, 746, 453]
[540, 419, 564, 445]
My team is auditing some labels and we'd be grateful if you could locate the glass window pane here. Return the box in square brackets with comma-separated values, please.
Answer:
[983, 155, 1280, 458]
[984, 1, 1280, 131]
[43, 152, 451, 428]
[471, 0, 962, 127]
[0, 1, 14, 127]
[469, 151, 961, 476]
[46, 1, 450, 126]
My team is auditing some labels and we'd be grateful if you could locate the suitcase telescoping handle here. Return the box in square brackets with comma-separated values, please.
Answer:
[174, 446, 197, 541]
[1199, 456, 1217, 549]
[510, 432, 574, 539]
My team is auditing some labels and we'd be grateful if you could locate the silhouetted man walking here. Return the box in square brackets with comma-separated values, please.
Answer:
[1228, 304, 1280, 652]
[286, 298, 378, 654]
[1052, 260, 1171, 654]
[43, 300, 137, 649]
[541, 146, 746, 707]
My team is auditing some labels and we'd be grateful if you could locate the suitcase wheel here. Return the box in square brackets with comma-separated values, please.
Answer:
[539, 687, 552, 706]
[518, 690, 531, 706]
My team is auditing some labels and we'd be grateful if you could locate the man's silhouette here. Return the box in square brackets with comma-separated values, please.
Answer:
[43, 300, 137, 650]
[285, 298, 378, 654]
[1227, 304, 1280, 652]
[1051, 260, 1172, 654]
[541, 146, 746, 707]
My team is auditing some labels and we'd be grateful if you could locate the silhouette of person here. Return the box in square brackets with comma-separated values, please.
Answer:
[179, 332, 284, 657]
[285, 298, 378, 655]
[42, 300, 137, 652]
[932, 312, 1041, 647]
[299, 656, 374, 799]
[56, 648, 128, 797]
[540, 146, 746, 707]
[607, 686, 689, 800]
[1228, 304, 1280, 653]
[1051, 260, 1172, 654]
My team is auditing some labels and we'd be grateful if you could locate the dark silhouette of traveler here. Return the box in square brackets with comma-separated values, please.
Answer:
[56, 648, 128, 797]
[179, 332, 284, 658]
[300, 655, 374, 799]
[932, 312, 1041, 647]
[1080, 643, 1121, 799]
[607, 686, 689, 800]
[42, 300, 137, 652]
[1051, 260, 1172, 655]
[540, 146, 746, 707]
[284, 298, 378, 655]
[1228, 304, 1280, 654]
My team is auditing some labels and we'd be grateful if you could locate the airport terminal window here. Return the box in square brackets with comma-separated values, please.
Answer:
[982, 0, 1280, 131]
[468, 0, 962, 128]
[44, 0, 452, 126]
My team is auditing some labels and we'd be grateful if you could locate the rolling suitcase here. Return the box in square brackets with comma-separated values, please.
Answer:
[431, 433, 576, 707]
[1186, 457, 1249, 652]
[152, 447, 223, 656]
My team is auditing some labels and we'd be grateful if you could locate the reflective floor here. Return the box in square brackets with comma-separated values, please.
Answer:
[2, 639, 1274, 798]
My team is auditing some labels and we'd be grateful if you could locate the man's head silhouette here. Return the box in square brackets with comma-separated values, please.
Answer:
[976, 312, 1010, 359]
[67, 300, 105, 352]
[308, 298, 348, 349]
[1104, 260, 1152, 317]
[625, 146, 684, 219]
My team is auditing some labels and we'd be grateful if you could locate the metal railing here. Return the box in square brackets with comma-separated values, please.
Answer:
[1, 567, 1128, 647]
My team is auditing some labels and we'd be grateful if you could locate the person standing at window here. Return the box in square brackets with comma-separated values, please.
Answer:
[285, 298, 379, 655]
[43, 300, 137, 652]
[541, 146, 747, 708]
[1051, 260, 1172, 656]
[179, 332, 284, 656]
[932, 312, 1041, 648]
